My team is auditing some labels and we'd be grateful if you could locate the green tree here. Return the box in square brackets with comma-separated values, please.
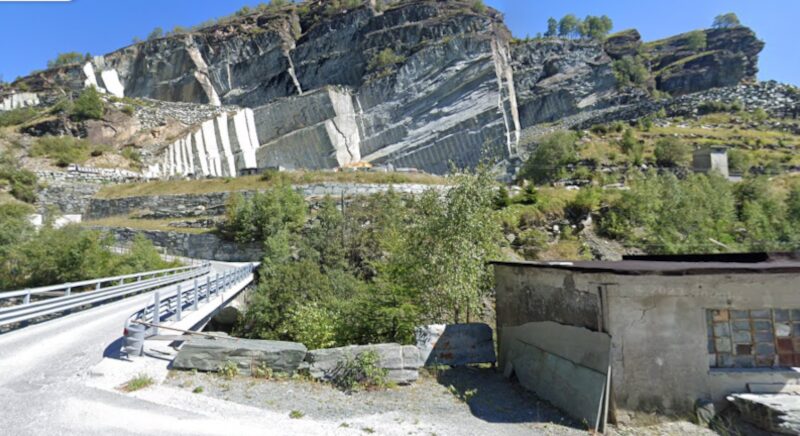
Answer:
[558, 14, 580, 38]
[686, 30, 707, 51]
[712, 13, 741, 29]
[612, 55, 649, 87]
[147, 27, 164, 40]
[223, 184, 306, 244]
[519, 131, 578, 184]
[581, 15, 613, 39]
[70, 86, 105, 121]
[654, 137, 691, 167]
[545, 17, 558, 37]
[47, 52, 84, 69]
[395, 169, 500, 323]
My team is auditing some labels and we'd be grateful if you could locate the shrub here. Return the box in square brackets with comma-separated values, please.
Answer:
[70, 86, 105, 121]
[147, 27, 163, 40]
[122, 373, 154, 392]
[222, 184, 306, 244]
[285, 303, 337, 350]
[0, 107, 39, 127]
[713, 13, 741, 29]
[218, 361, 239, 379]
[330, 351, 388, 392]
[516, 228, 548, 259]
[612, 55, 649, 87]
[653, 137, 691, 167]
[192, 386, 204, 394]
[566, 187, 602, 220]
[289, 410, 305, 419]
[120, 104, 135, 116]
[727, 148, 750, 174]
[519, 131, 578, 184]
[47, 52, 84, 69]
[30, 136, 109, 167]
[686, 31, 707, 51]
[251, 362, 273, 379]
[0, 153, 38, 203]
[367, 48, 405, 74]
[493, 186, 511, 209]
[470, 0, 486, 14]
[514, 184, 539, 205]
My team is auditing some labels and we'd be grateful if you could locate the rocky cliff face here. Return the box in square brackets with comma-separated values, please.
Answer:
[5, 0, 767, 176]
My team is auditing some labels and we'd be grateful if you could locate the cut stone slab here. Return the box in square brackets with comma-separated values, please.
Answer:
[172, 337, 307, 375]
[415, 323, 496, 367]
[305, 343, 421, 385]
[728, 393, 800, 435]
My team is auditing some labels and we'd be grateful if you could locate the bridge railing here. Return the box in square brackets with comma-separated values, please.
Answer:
[0, 263, 211, 329]
[0, 263, 206, 305]
[123, 263, 257, 356]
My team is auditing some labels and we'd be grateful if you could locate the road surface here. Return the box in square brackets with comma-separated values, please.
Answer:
[0, 261, 341, 436]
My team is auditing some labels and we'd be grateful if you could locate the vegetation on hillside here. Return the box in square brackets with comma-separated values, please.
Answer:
[30, 136, 111, 167]
[233, 169, 499, 348]
[0, 204, 178, 291]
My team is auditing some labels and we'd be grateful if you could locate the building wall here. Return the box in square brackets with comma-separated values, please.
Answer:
[493, 263, 800, 417]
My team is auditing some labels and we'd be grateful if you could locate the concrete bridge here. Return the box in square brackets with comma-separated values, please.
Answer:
[0, 261, 265, 435]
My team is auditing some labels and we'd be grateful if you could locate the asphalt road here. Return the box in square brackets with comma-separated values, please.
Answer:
[0, 261, 268, 436]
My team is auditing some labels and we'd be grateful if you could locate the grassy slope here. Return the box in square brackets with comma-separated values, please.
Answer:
[95, 171, 449, 199]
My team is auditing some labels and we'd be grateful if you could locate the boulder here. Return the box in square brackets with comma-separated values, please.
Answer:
[415, 323, 496, 367]
[172, 337, 307, 375]
[305, 343, 421, 385]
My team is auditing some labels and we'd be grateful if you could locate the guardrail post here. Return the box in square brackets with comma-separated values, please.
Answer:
[205, 276, 211, 302]
[215, 273, 220, 296]
[96, 282, 101, 291]
[192, 278, 198, 311]
[23, 290, 30, 305]
[153, 291, 160, 336]
[65, 286, 71, 297]
[176, 284, 182, 322]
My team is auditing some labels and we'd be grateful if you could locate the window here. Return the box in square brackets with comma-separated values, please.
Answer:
[706, 309, 800, 368]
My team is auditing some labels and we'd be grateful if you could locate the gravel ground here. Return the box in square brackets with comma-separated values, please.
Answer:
[165, 367, 715, 436]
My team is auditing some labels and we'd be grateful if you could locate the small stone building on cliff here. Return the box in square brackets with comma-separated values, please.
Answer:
[493, 253, 800, 426]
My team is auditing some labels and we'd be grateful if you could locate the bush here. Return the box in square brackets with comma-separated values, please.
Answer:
[147, 27, 164, 40]
[566, 187, 601, 220]
[519, 131, 578, 184]
[70, 86, 105, 121]
[285, 303, 337, 350]
[367, 48, 405, 74]
[0, 107, 39, 127]
[30, 136, 110, 167]
[0, 153, 38, 203]
[612, 55, 649, 87]
[493, 186, 511, 209]
[330, 351, 388, 392]
[47, 52, 85, 69]
[653, 137, 691, 167]
[222, 184, 306, 244]
[470, 0, 486, 14]
[728, 148, 751, 174]
[686, 31, 707, 51]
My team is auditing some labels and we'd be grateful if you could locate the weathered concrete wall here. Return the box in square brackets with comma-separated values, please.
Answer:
[494, 263, 800, 418]
[499, 321, 611, 432]
[91, 226, 262, 262]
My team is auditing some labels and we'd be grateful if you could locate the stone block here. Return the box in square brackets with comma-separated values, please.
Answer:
[415, 323, 496, 367]
[305, 343, 421, 385]
[172, 337, 307, 375]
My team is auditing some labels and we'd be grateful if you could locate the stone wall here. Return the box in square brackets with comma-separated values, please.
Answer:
[37, 182, 103, 214]
[91, 226, 263, 262]
[85, 182, 447, 219]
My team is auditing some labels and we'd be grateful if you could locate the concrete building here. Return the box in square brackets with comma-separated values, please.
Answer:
[493, 253, 800, 427]
[693, 146, 729, 178]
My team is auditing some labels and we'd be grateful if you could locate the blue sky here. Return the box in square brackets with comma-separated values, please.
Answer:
[0, 0, 797, 85]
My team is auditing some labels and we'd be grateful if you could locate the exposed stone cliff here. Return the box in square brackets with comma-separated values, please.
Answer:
[4, 0, 767, 175]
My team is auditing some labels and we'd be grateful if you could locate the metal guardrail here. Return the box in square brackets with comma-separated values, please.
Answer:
[0, 264, 211, 328]
[0, 264, 205, 304]
[123, 263, 257, 356]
